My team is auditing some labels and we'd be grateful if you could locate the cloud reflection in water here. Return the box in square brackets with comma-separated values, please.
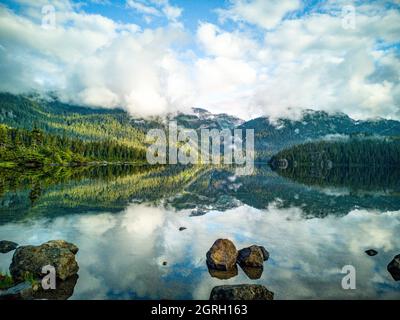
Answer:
[0, 203, 399, 299]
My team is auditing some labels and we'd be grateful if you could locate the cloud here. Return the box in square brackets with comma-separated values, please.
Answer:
[217, 0, 301, 29]
[197, 22, 256, 59]
[126, 0, 182, 22]
[249, 6, 400, 120]
[162, 3, 183, 21]
[0, 0, 399, 120]
[210, 1, 400, 120]
[0, 4, 192, 117]
[127, 0, 161, 17]
[78, 87, 119, 108]
[192, 56, 258, 119]
[195, 57, 257, 94]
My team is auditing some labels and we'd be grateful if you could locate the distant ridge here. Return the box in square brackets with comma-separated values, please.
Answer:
[1, 92, 400, 161]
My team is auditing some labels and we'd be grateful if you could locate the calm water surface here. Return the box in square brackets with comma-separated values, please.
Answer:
[0, 165, 399, 299]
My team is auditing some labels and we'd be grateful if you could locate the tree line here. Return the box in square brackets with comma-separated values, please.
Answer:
[269, 137, 400, 168]
[0, 124, 146, 166]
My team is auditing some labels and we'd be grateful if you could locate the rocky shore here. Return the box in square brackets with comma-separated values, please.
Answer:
[0, 240, 79, 300]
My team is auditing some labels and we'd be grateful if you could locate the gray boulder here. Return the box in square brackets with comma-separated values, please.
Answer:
[9, 240, 79, 282]
[210, 284, 274, 300]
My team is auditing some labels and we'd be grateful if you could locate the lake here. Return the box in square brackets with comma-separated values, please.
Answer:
[0, 164, 399, 299]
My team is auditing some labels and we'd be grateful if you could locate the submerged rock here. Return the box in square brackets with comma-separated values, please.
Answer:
[32, 274, 79, 300]
[0, 282, 32, 300]
[9, 240, 79, 282]
[206, 239, 238, 271]
[387, 254, 400, 281]
[0, 240, 18, 254]
[0, 275, 79, 300]
[237, 245, 269, 268]
[365, 249, 378, 256]
[210, 284, 274, 300]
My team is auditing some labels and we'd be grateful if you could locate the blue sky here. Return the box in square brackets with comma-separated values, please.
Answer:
[1, 0, 226, 30]
[0, 0, 399, 120]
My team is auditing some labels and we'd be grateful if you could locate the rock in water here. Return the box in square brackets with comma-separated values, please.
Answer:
[237, 245, 269, 268]
[365, 249, 378, 256]
[9, 240, 79, 282]
[0, 282, 32, 300]
[0, 275, 79, 300]
[210, 284, 274, 300]
[206, 239, 238, 271]
[0, 240, 18, 253]
[42, 240, 79, 255]
[32, 274, 79, 300]
[387, 254, 400, 281]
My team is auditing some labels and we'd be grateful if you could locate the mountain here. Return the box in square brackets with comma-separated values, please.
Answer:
[0, 93, 243, 143]
[239, 110, 400, 160]
[1, 93, 400, 162]
[0, 93, 150, 150]
[173, 107, 244, 130]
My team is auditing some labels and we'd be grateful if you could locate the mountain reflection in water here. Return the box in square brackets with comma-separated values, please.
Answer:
[0, 164, 399, 299]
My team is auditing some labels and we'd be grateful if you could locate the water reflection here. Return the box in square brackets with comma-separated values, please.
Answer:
[240, 266, 263, 280]
[208, 267, 239, 280]
[0, 165, 399, 299]
[33, 275, 79, 300]
[168, 166, 400, 218]
[1, 165, 399, 223]
[0, 203, 399, 299]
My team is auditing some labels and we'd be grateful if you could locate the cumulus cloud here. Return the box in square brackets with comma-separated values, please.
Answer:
[0, 0, 399, 120]
[249, 6, 400, 120]
[0, 3, 192, 117]
[197, 22, 257, 59]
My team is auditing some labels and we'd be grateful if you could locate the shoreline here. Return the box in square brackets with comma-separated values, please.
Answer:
[0, 160, 148, 169]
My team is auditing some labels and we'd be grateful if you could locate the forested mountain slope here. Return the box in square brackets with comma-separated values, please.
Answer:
[2, 93, 400, 163]
[0, 93, 148, 150]
[0, 125, 146, 166]
[240, 110, 400, 160]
